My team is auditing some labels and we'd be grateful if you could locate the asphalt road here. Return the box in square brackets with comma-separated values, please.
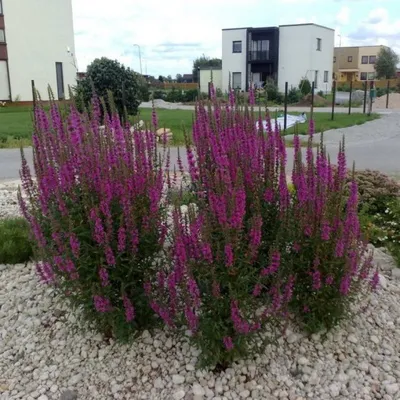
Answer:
[1, 113, 400, 182]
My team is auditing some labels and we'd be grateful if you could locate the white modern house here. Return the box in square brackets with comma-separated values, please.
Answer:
[221, 23, 335, 94]
[0, 0, 77, 102]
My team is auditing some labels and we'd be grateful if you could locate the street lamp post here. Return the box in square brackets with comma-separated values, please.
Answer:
[133, 44, 143, 75]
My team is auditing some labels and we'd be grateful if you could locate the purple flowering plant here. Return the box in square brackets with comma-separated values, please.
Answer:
[19, 92, 167, 339]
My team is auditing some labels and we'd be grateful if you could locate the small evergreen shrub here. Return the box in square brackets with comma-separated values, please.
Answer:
[19, 96, 167, 339]
[0, 217, 33, 264]
[299, 79, 312, 96]
[288, 87, 301, 104]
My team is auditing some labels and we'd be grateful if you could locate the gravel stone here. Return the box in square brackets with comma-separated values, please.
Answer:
[0, 182, 399, 400]
[60, 390, 78, 400]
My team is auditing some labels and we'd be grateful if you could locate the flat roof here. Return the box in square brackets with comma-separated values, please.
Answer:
[279, 23, 334, 31]
[223, 23, 334, 32]
[334, 45, 388, 49]
[199, 66, 222, 70]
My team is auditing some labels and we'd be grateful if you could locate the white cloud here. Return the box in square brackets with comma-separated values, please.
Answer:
[72, 0, 259, 76]
[335, 6, 350, 25]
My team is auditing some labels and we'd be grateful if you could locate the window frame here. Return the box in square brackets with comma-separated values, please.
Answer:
[348, 56, 353, 62]
[360, 72, 367, 81]
[232, 72, 242, 90]
[232, 41, 242, 54]
[361, 56, 368, 64]
[317, 38, 322, 51]
[369, 55, 376, 64]
[0, 0, 3, 15]
[324, 70, 329, 83]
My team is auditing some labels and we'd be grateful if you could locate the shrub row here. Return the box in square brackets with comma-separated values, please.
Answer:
[20, 87, 378, 368]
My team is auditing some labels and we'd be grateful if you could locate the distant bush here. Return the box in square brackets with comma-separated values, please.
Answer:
[0, 217, 33, 264]
[337, 83, 351, 92]
[153, 90, 167, 100]
[264, 79, 283, 104]
[317, 90, 325, 98]
[299, 78, 312, 96]
[287, 87, 301, 104]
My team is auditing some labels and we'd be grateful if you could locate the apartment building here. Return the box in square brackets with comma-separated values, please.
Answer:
[0, 0, 76, 102]
[222, 23, 335, 93]
[333, 45, 388, 82]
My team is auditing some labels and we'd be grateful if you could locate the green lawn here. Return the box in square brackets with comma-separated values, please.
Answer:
[0, 105, 380, 148]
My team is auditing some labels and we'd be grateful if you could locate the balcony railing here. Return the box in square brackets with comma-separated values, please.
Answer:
[248, 50, 270, 61]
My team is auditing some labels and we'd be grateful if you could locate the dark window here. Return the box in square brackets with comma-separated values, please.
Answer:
[369, 55, 376, 64]
[55, 62, 65, 100]
[333, 56, 336, 63]
[348, 56, 353, 62]
[317, 38, 322, 51]
[0, 29, 4, 43]
[361, 56, 368, 64]
[232, 72, 242, 89]
[314, 70, 319, 88]
[324, 71, 328, 83]
[360, 72, 367, 80]
[249, 40, 270, 61]
[0, 0, 3, 15]
[232, 41, 242, 53]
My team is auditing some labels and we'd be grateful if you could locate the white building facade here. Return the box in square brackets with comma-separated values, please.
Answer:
[0, 0, 76, 102]
[199, 67, 222, 94]
[221, 24, 334, 94]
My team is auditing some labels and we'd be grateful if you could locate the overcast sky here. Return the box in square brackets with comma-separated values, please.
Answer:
[71, 0, 400, 77]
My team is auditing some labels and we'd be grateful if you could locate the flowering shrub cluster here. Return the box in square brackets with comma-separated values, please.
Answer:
[21, 87, 378, 368]
[19, 95, 167, 338]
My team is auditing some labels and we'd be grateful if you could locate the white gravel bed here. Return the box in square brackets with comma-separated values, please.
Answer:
[1, 181, 400, 400]
[0, 251, 399, 400]
[0, 180, 21, 219]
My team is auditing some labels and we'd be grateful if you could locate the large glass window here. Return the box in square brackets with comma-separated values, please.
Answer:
[232, 72, 242, 90]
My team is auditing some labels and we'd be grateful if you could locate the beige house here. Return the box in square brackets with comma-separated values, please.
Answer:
[333, 45, 388, 82]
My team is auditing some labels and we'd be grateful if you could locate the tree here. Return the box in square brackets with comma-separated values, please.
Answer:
[158, 75, 164, 83]
[75, 57, 141, 116]
[375, 47, 399, 79]
[176, 74, 183, 83]
[192, 54, 222, 83]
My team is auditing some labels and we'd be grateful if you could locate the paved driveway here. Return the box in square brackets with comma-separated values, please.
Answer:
[1, 113, 400, 182]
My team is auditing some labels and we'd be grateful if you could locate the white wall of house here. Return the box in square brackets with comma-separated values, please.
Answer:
[200, 69, 222, 94]
[278, 24, 334, 93]
[222, 28, 247, 92]
[3, 0, 76, 101]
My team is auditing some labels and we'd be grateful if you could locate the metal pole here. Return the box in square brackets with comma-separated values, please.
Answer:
[311, 81, 315, 120]
[31, 80, 37, 126]
[331, 80, 336, 121]
[363, 81, 367, 114]
[386, 80, 390, 109]
[284, 82, 288, 132]
[133, 44, 143, 75]
[368, 81, 374, 116]
[348, 80, 353, 115]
